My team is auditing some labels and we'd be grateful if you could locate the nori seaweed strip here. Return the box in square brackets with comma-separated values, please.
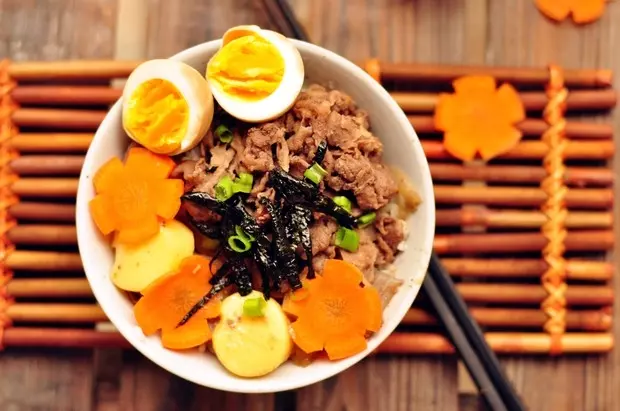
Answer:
[259, 198, 302, 290]
[268, 167, 356, 228]
[182, 192, 229, 215]
[189, 218, 223, 239]
[231, 258, 253, 296]
[177, 276, 232, 327]
[289, 205, 315, 278]
[209, 259, 232, 285]
[312, 140, 328, 165]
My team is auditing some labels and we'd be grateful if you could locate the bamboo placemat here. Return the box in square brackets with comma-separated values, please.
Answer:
[0, 59, 614, 355]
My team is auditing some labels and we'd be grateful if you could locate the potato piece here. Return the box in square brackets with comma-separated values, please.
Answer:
[111, 219, 195, 292]
[213, 291, 292, 378]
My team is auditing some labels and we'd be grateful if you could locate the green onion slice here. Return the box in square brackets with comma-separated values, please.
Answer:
[228, 235, 252, 253]
[335, 227, 359, 252]
[243, 295, 267, 317]
[235, 225, 255, 242]
[236, 172, 253, 186]
[358, 212, 376, 227]
[232, 181, 252, 194]
[215, 175, 234, 201]
[333, 196, 352, 213]
[215, 124, 233, 143]
[304, 163, 328, 185]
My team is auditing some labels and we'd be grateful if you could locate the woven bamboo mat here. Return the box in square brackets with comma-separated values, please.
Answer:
[0, 59, 614, 355]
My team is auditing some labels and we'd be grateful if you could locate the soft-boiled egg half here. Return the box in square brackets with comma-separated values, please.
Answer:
[206, 25, 304, 123]
[122, 59, 214, 155]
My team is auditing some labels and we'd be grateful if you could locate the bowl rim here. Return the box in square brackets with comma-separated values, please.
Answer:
[76, 38, 435, 393]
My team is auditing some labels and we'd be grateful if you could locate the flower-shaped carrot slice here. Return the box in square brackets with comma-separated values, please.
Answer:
[287, 259, 383, 360]
[434, 75, 525, 162]
[89, 147, 184, 245]
[535, 0, 606, 24]
[133, 255, 221, 350]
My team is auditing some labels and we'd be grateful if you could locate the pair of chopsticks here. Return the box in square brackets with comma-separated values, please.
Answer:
[260, 1, 526, 410]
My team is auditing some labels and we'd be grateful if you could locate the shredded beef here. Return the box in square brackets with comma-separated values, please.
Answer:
[310, 216, 338, 255]
[242, 122, 286, 172]
[339, 228, 379, 282]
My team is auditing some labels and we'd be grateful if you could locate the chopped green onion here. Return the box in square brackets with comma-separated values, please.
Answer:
[333, 196, 352, 213]
[232, 181, 252, 194]
[358, 212, 376, 227]
[215, 124, 233, 143]
[335, 227, 359, 252]
[228, 235, 252, 253]
[231, 173, 253, 194]
[235, 225, 255, 242]
[236, 172, 253, 186]
[243, 295, 267, 317]
[215, 175, 234, 201]
[304, 163, 328, 185]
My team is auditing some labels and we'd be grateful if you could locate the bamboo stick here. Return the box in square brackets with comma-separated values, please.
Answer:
[456, 283, 613, 306]
[430, 163, 613, 186]
[410, 116, 613, 139]
[435, 186, 612, 208]
[434, 230, 613, 254]
[5, 279, 92, 298]
[402, 307, 612, 331]
[6, 225, 77, 245]
[11, 178, 78, 198]
[392, 89, 617, 112]
[11, 86, 122, 106]
[4, 277, 611, 305]
[2, 328, 131, 349]
[365, 60, 613, 87]
[441, 258, 612, 281]
[8, 133, 93, 153]
[10, 155, 84, 175]
[8, 60, 140, 81]
[436, 209, 612, 229]
[423, 140, 613, 160]
[12, 109, 106, 130]
[4, 251, 83, 271]
[5, 303, 107, 323]
[0, 328, 612, 353]
[8, 202, 76, 222]
[378, 332, 613, 354]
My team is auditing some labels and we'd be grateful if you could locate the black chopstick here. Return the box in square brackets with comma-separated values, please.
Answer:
[258, 2, 526, 410]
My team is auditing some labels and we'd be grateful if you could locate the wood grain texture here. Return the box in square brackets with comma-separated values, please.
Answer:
[485, 2, 619, 411]
[0, 1, 117, 411]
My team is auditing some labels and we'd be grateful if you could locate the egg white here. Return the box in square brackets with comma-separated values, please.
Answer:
[122, 59, 214, 156]
[206, 27, 305, 123]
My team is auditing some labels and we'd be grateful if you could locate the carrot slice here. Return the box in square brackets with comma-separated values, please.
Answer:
[161, 314, 212, 350]
[434, 75, 525, 162]
[89, 147, 184, 245]
[324, 334, 367, 360]
[154, 179, 185, 220]
[133, 255, 220, 350]
[364, 285, 383, 333]
[535, 0, 605, 24]
[288, 259, 384, 360]
[89, 195, 117, 236]
[124, 147, 176, 179]
[93, 157, 124, 193]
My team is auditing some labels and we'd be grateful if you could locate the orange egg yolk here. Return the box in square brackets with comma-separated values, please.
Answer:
[124, 79, 188, 153]
[207, 34, 285, 101]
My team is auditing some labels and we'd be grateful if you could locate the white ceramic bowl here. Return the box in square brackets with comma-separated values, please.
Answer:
[76, 39, 435, 393]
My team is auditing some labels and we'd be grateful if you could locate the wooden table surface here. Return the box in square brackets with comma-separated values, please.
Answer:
[1, 0, 619, 410]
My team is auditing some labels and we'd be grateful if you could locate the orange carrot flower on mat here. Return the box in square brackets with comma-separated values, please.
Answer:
[434, 75, 525, 162]
[535, 0, 606, 24]
[134, 255, 221, 350]
[89, 147, 184, 245]
[284, 259, 383, 360]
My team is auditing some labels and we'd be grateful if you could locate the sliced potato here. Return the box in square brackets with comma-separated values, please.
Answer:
[213, 291, 292, 378]
[111, 219, 195, 292]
